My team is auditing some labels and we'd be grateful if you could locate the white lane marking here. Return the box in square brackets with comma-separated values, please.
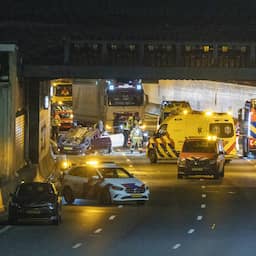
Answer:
[94, 228, 103, 234]
[118, 205, 123, 208]
[172, 244, 181, 250]
[199, 178, 204, 181]
[228, 191, 236, 194]
[211, 224, 216, 230]
[202, 194, 207, 198]
[72, 243, 82, 249]
[0, 226, 11, 235]
[197, 215, 203, 221]
[201, 185, 206, 189]
[126, 159, 131, 162]
[109, 215, 116, 221]
[187, 229, 195, 234]
[201, 204, 206, 208]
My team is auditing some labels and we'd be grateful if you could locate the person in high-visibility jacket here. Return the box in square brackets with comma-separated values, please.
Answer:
[130, 124, 143, 153]
[123, 121, 130, 148]
[51, 113, 61, 140]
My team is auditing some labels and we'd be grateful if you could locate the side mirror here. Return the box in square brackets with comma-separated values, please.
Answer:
[153, 132, 159, 138]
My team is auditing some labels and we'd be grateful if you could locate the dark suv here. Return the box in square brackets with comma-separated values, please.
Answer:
[177, 136, 225, 179]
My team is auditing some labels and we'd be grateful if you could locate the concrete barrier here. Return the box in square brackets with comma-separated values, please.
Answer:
[109, 133, 124, 148]
[39, 150, 56, 179]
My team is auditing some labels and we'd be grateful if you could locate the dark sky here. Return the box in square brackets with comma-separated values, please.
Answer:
[2, 0, 256, 26]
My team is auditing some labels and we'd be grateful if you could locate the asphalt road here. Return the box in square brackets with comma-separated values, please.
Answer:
[1, 153, 256, 256]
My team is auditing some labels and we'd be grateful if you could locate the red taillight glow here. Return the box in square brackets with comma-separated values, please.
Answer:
[249, 138, 256, 147]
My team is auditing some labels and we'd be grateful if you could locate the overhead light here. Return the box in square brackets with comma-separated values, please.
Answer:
[136, 84, 142, 90]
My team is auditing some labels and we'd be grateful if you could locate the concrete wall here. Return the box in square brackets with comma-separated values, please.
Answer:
[0, 44, 26, 179]
[143, 80, 256, 118]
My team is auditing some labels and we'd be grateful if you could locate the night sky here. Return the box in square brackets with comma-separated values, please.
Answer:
[1, 0, 256, 26]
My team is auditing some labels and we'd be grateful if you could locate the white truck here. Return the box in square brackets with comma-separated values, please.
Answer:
[72, 79, 148, 134]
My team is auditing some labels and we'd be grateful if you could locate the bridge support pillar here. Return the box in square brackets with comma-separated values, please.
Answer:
[26, 79, 40, 164]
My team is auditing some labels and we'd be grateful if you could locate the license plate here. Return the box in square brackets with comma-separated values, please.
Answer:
[64, 147, 72, 150]
[26, 209, 41, 214]
[131, 194, 142, 198]
[192, 167, 203, 171]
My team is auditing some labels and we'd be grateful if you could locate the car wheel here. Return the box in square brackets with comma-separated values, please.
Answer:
[63, 187, 75, 204]
[214, 172, 220, 179]
[100, 188, 112, 205]
[52, 214, 61, 225]
[149, 149, 157, 163]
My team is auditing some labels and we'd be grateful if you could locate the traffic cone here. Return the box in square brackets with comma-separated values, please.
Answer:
[0, 188, 5, 213]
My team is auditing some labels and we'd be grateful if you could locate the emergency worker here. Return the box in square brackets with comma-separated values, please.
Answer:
[123, 121, 130, 148]
[51, 113, 61, 140]
[128, 116, 134, 130]
[130, 124, 143, 153]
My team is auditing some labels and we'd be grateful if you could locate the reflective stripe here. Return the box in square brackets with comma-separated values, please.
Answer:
[250, 123, 256, 138]
[155, 139, 169, 158]
[162, 136, 178, 158]
[224, 140, 236, 155]
[148, 133, 178, 160]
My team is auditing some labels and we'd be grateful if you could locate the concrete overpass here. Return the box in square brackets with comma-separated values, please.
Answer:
[23, 65, 256, 82]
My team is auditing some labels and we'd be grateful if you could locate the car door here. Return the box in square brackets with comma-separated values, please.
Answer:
[65, 167, 89, 198]
[83, 168, 101, 199]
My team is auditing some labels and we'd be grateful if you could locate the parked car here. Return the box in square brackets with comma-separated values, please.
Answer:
[177, 136, 225, 179]
[61, 161, 150, 205]
[8, 182, 62, 225]
[58, 126, 112, 155]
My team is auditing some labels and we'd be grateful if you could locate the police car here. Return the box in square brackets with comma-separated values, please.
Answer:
[61, 161, 150, 205]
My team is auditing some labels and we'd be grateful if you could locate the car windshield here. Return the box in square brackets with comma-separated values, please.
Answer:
[98, 167, 133, 178]
[182, 140, 216, 153]
[16, 183, 54, 198]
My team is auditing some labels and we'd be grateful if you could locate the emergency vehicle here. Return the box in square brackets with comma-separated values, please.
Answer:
[51, 79, 72, 105]
[237, 99, 256, 156]
[159, 100, 192, 124]
[52, 103, 74, 130]
[147, 111, 236, 163]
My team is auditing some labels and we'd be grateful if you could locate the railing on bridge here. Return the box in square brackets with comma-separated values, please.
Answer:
[27, 40, 254, 68]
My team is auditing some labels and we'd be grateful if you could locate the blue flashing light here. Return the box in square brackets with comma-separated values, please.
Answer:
[136, 84, 142, 90]
[109, 85, 114, 91]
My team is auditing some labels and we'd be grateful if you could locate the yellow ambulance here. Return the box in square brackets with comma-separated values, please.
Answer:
[147, 111, 236, 163]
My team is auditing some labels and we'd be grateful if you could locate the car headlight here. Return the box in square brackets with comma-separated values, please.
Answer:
[111, 185, 124, 191]
[48, 203, 55, 210]
[210, 159, 217, 165]
[178, 158, 186, 167]
[142, 184, 149, 190]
